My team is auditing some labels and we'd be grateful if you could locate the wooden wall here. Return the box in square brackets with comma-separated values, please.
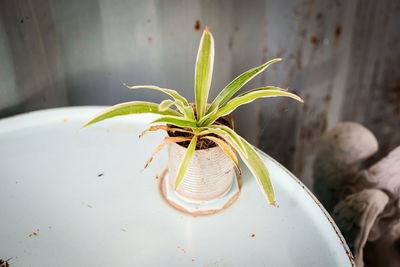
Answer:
[0, 0, 399, 188]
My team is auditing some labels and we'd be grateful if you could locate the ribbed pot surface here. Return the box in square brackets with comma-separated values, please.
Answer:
[167, 142, 234, 201]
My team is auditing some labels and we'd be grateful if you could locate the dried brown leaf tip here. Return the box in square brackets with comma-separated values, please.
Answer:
[144, 137, 192, 168]
[140, 125, 193, 138]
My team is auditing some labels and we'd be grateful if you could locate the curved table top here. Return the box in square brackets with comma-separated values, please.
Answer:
[0, 107, 354, 266]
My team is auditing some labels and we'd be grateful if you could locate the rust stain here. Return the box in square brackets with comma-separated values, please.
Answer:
[28, 231, 39, 237]
[302, 102, 309, 111]
[251, 233, 256, 238]
[194, 20, 201, 31]
[63, 119, 68, 123]
[324, 94, 331, 102]
[87, 204, 93, 208]
[148, 36, 152, 44]
[310, 36, 318, 45]
[121, 228, 127, 232]
[98, 173, 103, 177]
[48, 226, 52, 230]
[335, 25, 342, 38]
[228, 36, 233, 49]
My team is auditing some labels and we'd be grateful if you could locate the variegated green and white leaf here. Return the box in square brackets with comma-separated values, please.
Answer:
[236, 86, 286, 97]
[159, 99, 175, 112]
[195, 27, 214, 120]
[197, 106, 218, 126]
[238, 137, 275, 205]
[175, 135, 198, 189]
[200, 125, 247, 158]
[202, 89, 303, 126]
[81, 101, 181, 129]
[151, 115, 198, 128]
[124, 84, 194, 120]
[197, 128, 243, 155]
[206, 58, 282, 115]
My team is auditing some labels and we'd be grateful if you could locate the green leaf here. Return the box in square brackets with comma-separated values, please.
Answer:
[200, 125, 247, 158]
[238, 137, 275, 205]
[151, 115, 198, 128]
[197, 106, 218, 126]
[124, 84, 194, 120]
[175, 135, 198, 189]
[201, 89, 303, 126]
[236, 86, 286, 96]
[124, 84, 189, 105]
[158, 99, 175, 112]
[207, 58, 282, 115]
[195, 27, 214, 120]
[81, 101, 181, 129]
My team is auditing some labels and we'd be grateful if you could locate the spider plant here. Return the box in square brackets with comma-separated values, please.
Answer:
[82, 26, 303, 205]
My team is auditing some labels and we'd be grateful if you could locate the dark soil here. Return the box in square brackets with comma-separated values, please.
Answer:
[168, 114, 233, 150]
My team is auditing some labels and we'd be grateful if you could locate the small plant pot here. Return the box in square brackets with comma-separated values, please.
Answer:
[160, 114, 241, 215]
[167, 141, 235, 201]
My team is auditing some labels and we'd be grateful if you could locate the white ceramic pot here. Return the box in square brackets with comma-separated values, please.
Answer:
[167, 141, 234, 202]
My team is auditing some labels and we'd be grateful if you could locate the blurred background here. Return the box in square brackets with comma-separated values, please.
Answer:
[0, 0, 399, 189]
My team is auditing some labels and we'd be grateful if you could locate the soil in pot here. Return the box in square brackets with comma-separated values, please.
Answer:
[167, 116, 234, 150]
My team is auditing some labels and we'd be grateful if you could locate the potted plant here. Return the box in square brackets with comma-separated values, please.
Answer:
[82, 26, 302, 208]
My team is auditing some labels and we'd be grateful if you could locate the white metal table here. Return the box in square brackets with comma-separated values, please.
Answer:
[0, 107, 354, 266]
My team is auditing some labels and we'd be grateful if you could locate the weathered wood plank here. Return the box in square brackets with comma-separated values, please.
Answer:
[0, 0, 68, 116]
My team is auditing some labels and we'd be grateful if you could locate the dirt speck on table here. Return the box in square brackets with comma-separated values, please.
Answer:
[177, 245, 186, 253]
[0, 258, 11, 267]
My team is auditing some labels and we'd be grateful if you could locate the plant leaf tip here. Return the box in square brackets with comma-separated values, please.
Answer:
[205, 26, 210, 33]
[79, 123, 89, 130]
[270, 201, 278, 208]
[120, 80, 128, 87]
